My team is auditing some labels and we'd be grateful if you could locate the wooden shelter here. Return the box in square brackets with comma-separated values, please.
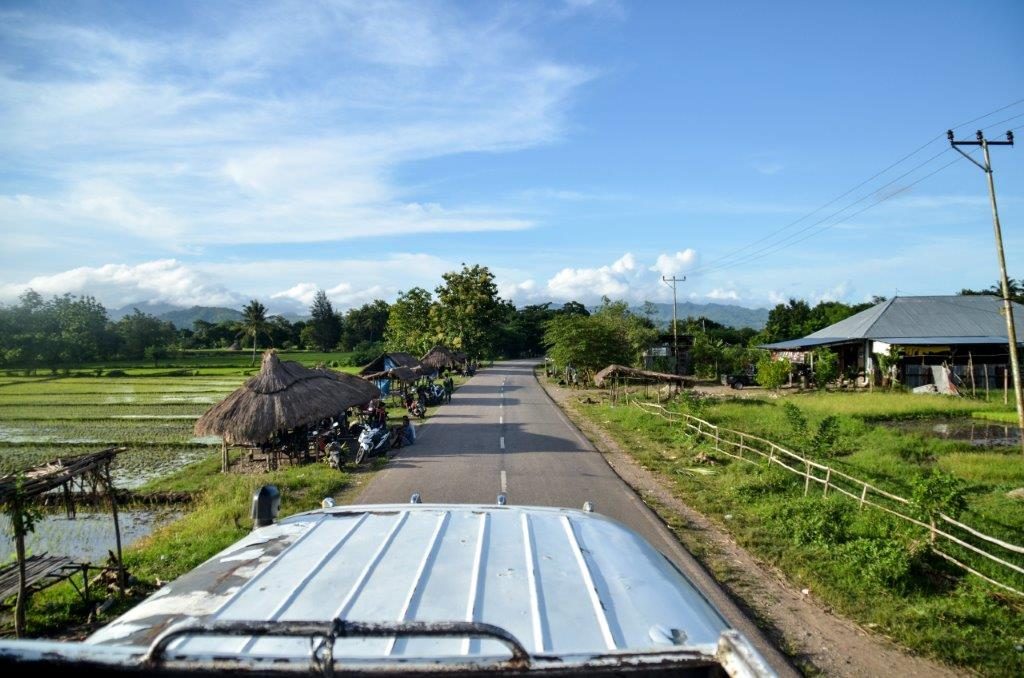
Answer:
[358, 352, 420, 376]
[194, 351, 380, 470]
[0, 447, 125, 637]
[420, 345, 460, 372]
[594, 364, 695, 387]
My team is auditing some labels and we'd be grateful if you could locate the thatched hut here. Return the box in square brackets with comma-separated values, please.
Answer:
[195, 351, 379, 469]
[420, 345, 459, 373]
[358, 352, 421, 376]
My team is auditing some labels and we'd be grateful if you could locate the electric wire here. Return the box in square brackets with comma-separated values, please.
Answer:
[687, 146, 954, 275]
[686, 98, 1024, 275]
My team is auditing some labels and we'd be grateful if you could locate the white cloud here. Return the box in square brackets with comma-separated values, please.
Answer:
[545, 253, 643, 301]
[271, 283, 320, 307]
[0, 260, 237, 308]
[706, 288, 740, 301]
[651, 249, 697, 278]
[0, 3, 593, 250]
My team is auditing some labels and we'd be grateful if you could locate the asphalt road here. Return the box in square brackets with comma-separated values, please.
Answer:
[356, 359, 796, 676]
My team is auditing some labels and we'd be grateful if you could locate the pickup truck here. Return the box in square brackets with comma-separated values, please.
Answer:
[0, 491, 773, 677]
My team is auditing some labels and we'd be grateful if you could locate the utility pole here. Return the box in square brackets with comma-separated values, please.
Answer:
[948, 129, 1022, 454]
[662, 275, 685, 374]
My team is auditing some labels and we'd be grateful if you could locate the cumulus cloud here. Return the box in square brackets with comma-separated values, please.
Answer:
[651, 249, 697, 278]
[0, 260, 238, 308]
[546, 253, 636, 300]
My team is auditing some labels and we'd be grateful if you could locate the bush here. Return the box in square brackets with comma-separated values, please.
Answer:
[756, 355, 791, 389]
[106, 369, 127, 377]
[910, 471, 967, 521]
[781, 496, 852, 547]
[837, 538, 915, 588]
[811, 347, 839, 387]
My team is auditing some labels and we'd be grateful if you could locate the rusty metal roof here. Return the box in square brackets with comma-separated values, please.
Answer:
[85, 504, 731, 664]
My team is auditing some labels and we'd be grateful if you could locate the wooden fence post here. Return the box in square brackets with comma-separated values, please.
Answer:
[859, 483, 868, 508]
[823, 467, 831, 497]
[804, 460, 811, 496]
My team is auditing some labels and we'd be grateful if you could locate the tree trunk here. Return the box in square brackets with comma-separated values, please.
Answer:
[251, 334, 258, 366]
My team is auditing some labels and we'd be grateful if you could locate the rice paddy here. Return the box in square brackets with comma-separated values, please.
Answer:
[0, 375, 244, 486]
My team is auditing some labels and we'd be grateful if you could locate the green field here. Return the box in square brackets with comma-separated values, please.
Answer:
[0, 350, 360, 484]
[565, 384, 1024, 675]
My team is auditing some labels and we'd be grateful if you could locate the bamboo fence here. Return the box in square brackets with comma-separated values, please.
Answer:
[629, 399, 1024, 596]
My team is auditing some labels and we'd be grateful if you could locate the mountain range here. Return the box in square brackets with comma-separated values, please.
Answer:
[107, 300, 769, 330]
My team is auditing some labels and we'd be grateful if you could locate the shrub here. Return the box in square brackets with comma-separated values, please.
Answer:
[811, 347, 839, 387]
[838, 538, 914, 588]
[782, 496, 852, 547]
[910, 471, 968, 521]
[755, 355, 791, 390]
[106, 369, 127, 377]
[811, 415, 841, 456]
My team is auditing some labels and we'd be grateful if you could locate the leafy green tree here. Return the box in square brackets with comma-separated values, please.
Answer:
[236, 300, 272, 365]
[755, 354, 791, 389]
[308, 290, 342, 351]
[559, 301, 590, 317]
[811, 347, 839, 388]
[385, 287, 434, 356]
[115, 310, 176, 361]
[960, 278, 1024, 304]
[543, 313, 630, 376]
[341, 300, 390, 350]
[432, 264, 504, 359]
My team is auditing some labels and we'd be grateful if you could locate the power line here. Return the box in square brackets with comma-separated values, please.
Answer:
[687, 97, 1024, 274]
[688, 146, 954, 275]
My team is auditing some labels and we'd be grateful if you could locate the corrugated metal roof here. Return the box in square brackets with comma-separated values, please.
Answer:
[806, 295, 1024, 340]
[87, 504, 729, 664]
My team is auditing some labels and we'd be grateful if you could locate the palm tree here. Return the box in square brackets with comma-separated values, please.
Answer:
[237, 300, 272, 365]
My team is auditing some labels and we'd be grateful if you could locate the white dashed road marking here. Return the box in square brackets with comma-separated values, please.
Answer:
[500, 470, 507, 492]
[500, 436, 505, 450]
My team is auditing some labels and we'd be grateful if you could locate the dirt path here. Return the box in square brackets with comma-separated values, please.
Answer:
[539, 376, 962, 678]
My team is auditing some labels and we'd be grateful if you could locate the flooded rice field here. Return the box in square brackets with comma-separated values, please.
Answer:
[880, 417, 1022, 447]
[0, 374, 238, 484]
[0, 508, 183, 563]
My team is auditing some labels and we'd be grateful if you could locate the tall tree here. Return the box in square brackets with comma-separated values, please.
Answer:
[385, 287, 434, 356]
[308, 290, 342, 351]
[341, 300, 390, 350]
[237, 300, 272, 365]
[432, 264, 503, 358]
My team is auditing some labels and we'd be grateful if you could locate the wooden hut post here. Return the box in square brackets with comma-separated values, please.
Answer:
[104, 464, 125, 592]
[221, 441, 228, 473]
[13, 497, 27, 638]
[984, 363, 990, 401]
[968, 352, 976, 397]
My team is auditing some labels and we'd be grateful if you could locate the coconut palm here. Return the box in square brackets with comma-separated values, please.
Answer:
[237, 300, 272, 366]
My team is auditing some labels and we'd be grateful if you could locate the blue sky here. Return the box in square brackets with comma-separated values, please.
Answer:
[2, 0, 1023, 314]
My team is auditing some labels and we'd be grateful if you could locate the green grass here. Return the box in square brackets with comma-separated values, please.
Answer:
[565, 386, 1024, 676]
[20, 458, 359, 637]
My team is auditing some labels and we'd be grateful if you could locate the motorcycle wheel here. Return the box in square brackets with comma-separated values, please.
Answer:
[355, 448, 366, 465]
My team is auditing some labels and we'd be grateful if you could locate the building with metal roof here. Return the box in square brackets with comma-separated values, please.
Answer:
[761, 295, 1024, 388]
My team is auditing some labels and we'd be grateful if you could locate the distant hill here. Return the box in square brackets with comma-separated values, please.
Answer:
[631, 301, 769, 330]
[108, 303, 243, 328]
[158, 306, 244, 328]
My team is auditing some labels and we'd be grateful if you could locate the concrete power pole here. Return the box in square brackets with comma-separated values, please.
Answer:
[662, 276, 685, 374]
[948, 129, 1023, 454]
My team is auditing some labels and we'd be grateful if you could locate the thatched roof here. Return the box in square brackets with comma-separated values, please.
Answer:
[194, 351, 380, 445]
[361, 366, 418, 383]
[593, 364, 695, 387]
[358, 352, 421, 376]
[420, 345, 460, 371]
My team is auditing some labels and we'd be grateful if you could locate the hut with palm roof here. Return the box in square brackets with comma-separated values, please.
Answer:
[359, 352, 422, 398]
[195, 351, 380, 471]
[420, 345, 462, 374]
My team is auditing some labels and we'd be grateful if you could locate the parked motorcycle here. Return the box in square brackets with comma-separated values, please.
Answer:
[356, 425, 391, 465]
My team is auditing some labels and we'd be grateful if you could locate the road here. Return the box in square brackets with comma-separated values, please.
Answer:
[356, 359, 796, 676]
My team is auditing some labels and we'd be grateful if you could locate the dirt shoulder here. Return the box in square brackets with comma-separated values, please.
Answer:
[537, 375, 962, 678]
